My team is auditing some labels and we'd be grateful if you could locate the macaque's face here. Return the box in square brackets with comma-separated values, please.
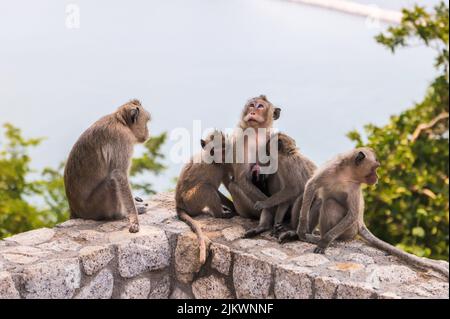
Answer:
[243, 98, 272, 128]
[201, 132, 228, 163]
[132, 106, 151, 143]
[354, 148, 380, 185]
[119, 101, 151, 143]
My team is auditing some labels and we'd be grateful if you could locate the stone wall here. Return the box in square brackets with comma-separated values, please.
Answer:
[0, 193, 448, 299]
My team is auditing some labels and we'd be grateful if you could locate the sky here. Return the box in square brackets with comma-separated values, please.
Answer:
[0, 0, 440, 194]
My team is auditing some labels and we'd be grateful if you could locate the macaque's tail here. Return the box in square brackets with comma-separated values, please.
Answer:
[359, 224, 449, 279]
[177, 208, 207, 265]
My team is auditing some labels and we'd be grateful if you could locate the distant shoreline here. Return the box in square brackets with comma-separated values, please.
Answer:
[286, 0, 402, 24]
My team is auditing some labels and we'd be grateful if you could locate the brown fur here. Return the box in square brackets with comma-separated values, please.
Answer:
[284, 148, 448, 278]
[228, 95, 282, 220]
[64, 100, 151, 233]
[175, 131, 235, 266]
[243, 133, 318, 238]
[238, 95, 281, 130]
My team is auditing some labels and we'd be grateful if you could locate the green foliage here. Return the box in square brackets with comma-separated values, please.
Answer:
[0, 124, 61, 238]
[0, 124, 167, 239]
[37, 163, 70, 224]
[349, 2, 449, 260]
[375, 2, 449, 75]
[131, 133, 167, 195]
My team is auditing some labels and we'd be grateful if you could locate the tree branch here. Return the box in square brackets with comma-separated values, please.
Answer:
[410, 112, 449, 142]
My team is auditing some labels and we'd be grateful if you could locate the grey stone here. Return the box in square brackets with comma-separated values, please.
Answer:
[56, 219, 99, 228]
[75, 269, 113, 299]
[163, 220, 191, 235]
[149, 274, 171, 299]
[404, 280, 449, 299]
[175, 232, 206, 283]
[80, 245, 115, 275]
[360, 246, 388, 257]
[222, 225, 246, 241]
[260, 248, 288, 261]
[0, 272, 20, 299]
[3, 254, 39, 265]
[328, 262, 365, 273]
[341, 253, 374, 265]
[290, 253, 330, 267]
[170, 287, 192, 299]
[2, 245, 51, 257]
[1, 191, 449, 300]
[336, 282, 376, 299]
[116, 227, 170, 278]
[120, 277, 151, 299]
[274, 265, 312, 299]
[314, 276, 341, 299]
[366, 265, 417, 288]
[211, 243, 232, 275]
[70, 229, 105, 243]
[2, 244, 52, 266]
[233, 253, 272, 299]
[98, 221, 128, 233]
[38, 239, 82, 252]
[377, 292, 401, 299]
[139, 209, 175, 225]
[234, 239, 270, 250]
[192, 275, 233, 299]
[22, 258, 81, 299]
[281, 241, 313, 255]
[5, 228, 55, 246]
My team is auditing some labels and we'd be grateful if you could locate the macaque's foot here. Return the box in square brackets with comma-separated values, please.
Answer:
[278, 231, 298, 244]
[222, 205, 237, 216]
[134, 196, 144, 203]
[314, 246, 326, 254]
[271, 223, 287, 237]
[244, 227, 269, 238]
[254, 201, 267, 211]
[219, 210, 236, 219]
[129, 223, 140, 233]
[297, 226, 309, 242]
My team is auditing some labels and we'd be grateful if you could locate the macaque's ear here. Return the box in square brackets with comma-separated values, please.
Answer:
[278, 139, 284, 152]
[355, 151, 366, 166]
[130, 107, 140, 124]
[200, 139, 207, 149]
[273, 108, 281, 120]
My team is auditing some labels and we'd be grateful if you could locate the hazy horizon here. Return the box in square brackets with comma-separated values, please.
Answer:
[0, 0, 440, 194]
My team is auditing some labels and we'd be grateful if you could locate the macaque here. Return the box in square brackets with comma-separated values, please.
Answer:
[64, 100, 151, 233]
[284, 148, 448, 278]
[228, 95, 282, 219]
[175, 130, 235, 265]
[244, 133, 319, 238]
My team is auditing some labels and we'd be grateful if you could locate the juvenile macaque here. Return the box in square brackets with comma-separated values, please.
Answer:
[175, 130, 235, 265]
[64, 100, 151, 233]
[244, 133, 319, 238]
[285, 148, 449, 278]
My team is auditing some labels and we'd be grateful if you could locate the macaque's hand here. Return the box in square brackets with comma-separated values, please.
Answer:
[254, 201, 267, 210]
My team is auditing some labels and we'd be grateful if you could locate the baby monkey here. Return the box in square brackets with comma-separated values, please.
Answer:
[175, 130, 235, 266]
[283, 148, 448, 278]
[245, 133, 318, 238]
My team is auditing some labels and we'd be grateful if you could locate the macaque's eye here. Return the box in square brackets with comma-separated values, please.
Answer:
[355, 151, 366, 165]
[257, 104, 264, 109]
